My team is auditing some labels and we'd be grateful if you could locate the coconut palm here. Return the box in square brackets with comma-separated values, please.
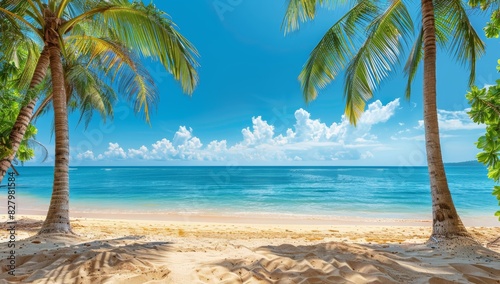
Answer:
[283, 0, 485, 243]
[31, 36, 122, 127]
[0, 0, 199, 234]
[0, 4, 49, 184]
[0, 21, 48, 173]
[0, 89, 41, 170]
[0, 23, 117, 182]
[1, 17, 114, 166]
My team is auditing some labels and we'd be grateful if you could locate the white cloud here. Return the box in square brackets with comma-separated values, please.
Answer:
[205, 140, 228, 161]
[128, 145, 149, 160]
[358, 99, 400, 125]
[150, 139, 176, 160]
[241, 116, 275, 146]
[292, 108, 341, 142]
[74, 99, 401, 163]
[415, 109, 483, 131]
[76, 150, 96, 161]
[207, 140, 228, 153]
[177, 136, 203, 160]
[173, 126, 193, 146]
[103, 143, 127, 160]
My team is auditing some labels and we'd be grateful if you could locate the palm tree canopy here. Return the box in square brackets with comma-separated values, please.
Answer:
[0, 0, 199, 122]
[0, 4, 42, 94]
[0, 57, 39, 164]
[283, 0, 485, 125]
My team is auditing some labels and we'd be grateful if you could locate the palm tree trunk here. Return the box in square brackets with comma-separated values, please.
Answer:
[421, 0, 471, 241]
[0, 47, 50, 184]
[39, 41, 73, 234]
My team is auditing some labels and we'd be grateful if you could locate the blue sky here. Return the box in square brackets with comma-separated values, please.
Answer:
[30, 0, 499, 166]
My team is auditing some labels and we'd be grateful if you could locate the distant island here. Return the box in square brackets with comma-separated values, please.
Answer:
[446, 160, 482, 166]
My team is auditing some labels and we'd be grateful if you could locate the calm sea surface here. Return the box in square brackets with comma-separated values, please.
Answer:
[6, 166, 498, 219]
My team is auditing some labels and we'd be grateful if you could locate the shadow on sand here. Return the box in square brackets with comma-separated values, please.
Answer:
[0, 224, 172, 283]
[196, 241, 500, 284]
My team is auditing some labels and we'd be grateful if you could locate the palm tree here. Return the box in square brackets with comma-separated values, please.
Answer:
[283, 0, 484, 243]
[1, 13, 113, 178]
[0, 0, 199, 234]
[0, 6, 50, 184]
[31, 35, 123, 127]
[0, 84, 43, 171]
[0, 25, 117, 186]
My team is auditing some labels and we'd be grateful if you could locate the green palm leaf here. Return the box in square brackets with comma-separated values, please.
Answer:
[344, 0, 413, 124]
[282, 0, 350, 33]
[298, 1, 377, 102]
[404, 27, 422, 99]
[15, 39, 41, 93]
[66, 31, 156, 122]
[60, 1, 199, 95]
[435, 0, 485, 86]
[65, 64, 117, 127]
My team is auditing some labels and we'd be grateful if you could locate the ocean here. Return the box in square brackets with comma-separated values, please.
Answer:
[5, 165, 498, 220]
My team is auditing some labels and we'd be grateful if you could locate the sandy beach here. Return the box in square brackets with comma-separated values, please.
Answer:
[0, 214, 499, 283]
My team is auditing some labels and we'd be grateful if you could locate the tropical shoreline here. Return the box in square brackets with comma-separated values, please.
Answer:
[0, 214, 499, 283]
[3, 203, 499, 227]
[1, 192, 498, 227]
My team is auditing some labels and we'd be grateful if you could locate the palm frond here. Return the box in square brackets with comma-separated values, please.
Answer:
[282, 0, 351, 33]
[282, 0, 319, 33]
[344, 0, 413, 125]
[26, 138, 48, 162]
[16, 39, 40, 92]
[66, 32, 157, 122]
[435, 0, 485, 85]
[56, 0, 75, 18]
[298, 1, 377, 102]
[31, 0, 45, 14]
[404, 27, 423, 99]
[61, 1, 199, 95]
[58, 0, 97, 24]
[65, 64, 117, 127]
[0, 6, 43, 38]
[32, 93, 52, 121]
[32, 60, 118, 128]
[23, 0, 44, 26]
[0, 8, 43, 94]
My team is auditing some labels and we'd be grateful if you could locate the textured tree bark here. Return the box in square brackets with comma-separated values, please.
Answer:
[0, 47, 50, 184]
[39, 14, 73, 234]
[421, 0, 472, 242]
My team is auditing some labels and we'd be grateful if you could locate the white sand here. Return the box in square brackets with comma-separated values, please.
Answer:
[0, 214, 499, 283]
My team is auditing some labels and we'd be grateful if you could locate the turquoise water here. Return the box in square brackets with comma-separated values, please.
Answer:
[5, 166, 498, 219]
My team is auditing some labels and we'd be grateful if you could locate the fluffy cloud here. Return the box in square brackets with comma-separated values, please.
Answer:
[173, 126, 193, 146]
[128, 145, 149, 159]
[241, 116, 275, 146]
[102, 143, 127, 160]
[149, 139, 176, 159]
[358, 99, 400, 125]
[416, 109, 483, 131]
[76, 150, 96, 161]
[290, 108, 349, 143]
[75, 99, 401, 163]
